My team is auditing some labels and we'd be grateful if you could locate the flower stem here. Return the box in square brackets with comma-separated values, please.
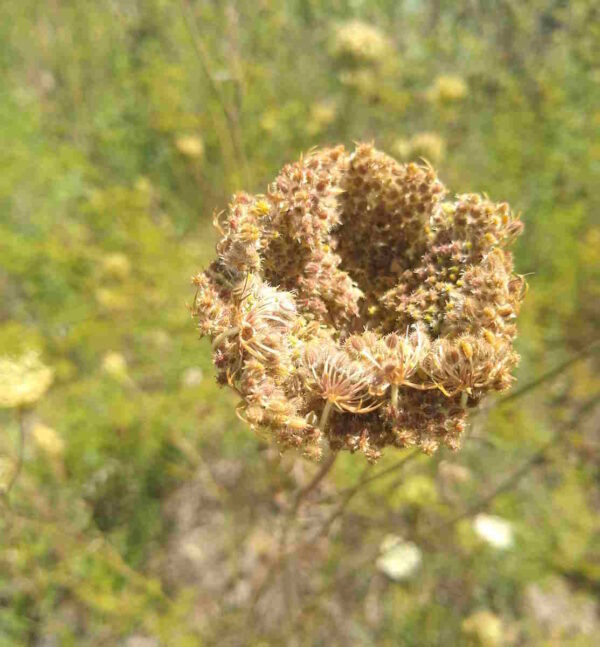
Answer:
[3, 408, 25, 502]
[391, 384, 399, 409]
[319, 400, 333, 433]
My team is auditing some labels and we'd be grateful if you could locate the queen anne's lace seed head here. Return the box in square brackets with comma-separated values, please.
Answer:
[191, 144, 525, 461]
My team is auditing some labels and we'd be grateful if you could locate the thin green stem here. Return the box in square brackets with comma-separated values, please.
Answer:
[494, 338, 600, 407]
[3, 408, 25, 502]
[177, 0, 250, 186]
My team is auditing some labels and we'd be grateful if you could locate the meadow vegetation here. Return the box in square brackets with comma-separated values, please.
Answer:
[1, 1, 599, 644]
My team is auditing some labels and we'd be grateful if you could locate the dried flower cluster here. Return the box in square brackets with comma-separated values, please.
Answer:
[191, 144, 525, 461]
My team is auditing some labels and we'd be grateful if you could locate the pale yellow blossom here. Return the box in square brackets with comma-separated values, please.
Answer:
[102, 253, 131, 280]
[427, 75, 468, 103]
[462, 610, 503, 646]
[102, 352, 129, 382]
[175, 135, 204, 159]
[394, 132, 446, 162]
[306, 101, 337, 135]
[95, 288, 128, 312]
[32, 423, 65, 458]
[331, 20, 391, 65]
[0, 352, 53, 409]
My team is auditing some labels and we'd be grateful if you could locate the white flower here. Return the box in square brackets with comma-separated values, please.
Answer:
[181, 367, 204, 388]
[376, 535, 422, 581]
[473, 514, 514, 549]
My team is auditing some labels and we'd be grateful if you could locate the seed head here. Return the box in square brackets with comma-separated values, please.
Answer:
[191, 144, 525, 460]
[302, 343, 378, 414]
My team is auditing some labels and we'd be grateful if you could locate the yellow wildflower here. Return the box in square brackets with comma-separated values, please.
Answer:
[101, 352, 129, 382]
[462, 610, 503, 646]
[394, 132, 446, 162]
[0, 352, 53, 409]
[330, 20, 391, 65]
[102, 253, 131, 280]
[32, 423, 65, 458]
[427, 75, 468, 103]
[175, 135, 205, 159]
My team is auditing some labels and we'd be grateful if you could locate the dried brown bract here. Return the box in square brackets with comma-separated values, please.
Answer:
[191, 144, 525, 461]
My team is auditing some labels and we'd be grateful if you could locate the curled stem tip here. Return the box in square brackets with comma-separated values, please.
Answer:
[211, 326, 239, 350]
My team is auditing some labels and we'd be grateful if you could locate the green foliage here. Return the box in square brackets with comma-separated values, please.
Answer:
[1, 1, 598, 644]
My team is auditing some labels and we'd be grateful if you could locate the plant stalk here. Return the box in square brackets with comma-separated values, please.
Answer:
[3, 407, 25, 501]
[318, 400, 333, 433]
[391, 384, 399, 409]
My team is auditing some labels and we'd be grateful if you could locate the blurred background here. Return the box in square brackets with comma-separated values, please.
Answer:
[1, 1, 599, 645]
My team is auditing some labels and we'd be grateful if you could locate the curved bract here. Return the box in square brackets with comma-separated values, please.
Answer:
[191, 144, 525, 461]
